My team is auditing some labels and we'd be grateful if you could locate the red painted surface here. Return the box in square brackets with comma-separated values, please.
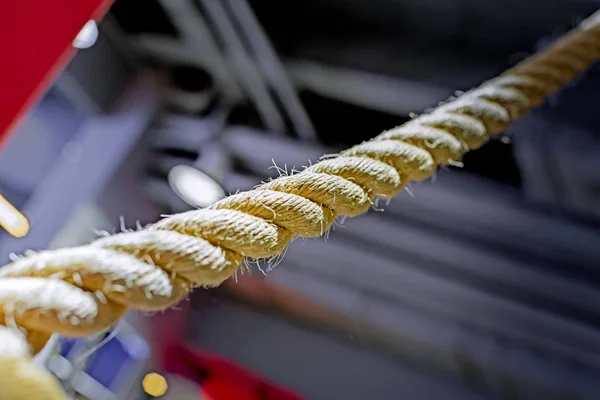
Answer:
[149, 299, 306, 400]
[0, 0, 114, 148]
[163, 342, 307, 400]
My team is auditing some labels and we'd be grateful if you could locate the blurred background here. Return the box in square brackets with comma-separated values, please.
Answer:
[3, 0, 600, 399]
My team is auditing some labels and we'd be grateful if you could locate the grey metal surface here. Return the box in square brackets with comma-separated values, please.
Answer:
[266, 266, 600, 400]
[0, 73, 161, 260]
[279, 237, 600, 367]
[188, 300, 495, 400]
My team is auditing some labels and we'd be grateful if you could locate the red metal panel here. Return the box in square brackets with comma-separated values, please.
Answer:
[0, 0, 115, 148]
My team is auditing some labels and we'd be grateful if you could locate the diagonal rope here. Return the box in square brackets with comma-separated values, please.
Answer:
[1, 13, 600, 400]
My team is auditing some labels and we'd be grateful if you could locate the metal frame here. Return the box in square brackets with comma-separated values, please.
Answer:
[125, 0, 318, 139]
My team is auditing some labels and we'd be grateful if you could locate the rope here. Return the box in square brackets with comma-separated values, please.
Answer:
[2, 15, 600, 400]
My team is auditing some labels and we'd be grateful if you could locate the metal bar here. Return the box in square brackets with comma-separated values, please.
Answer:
[387, 172, 600, 272]
[135, 35, 200, 64]
[338, 212, 600, 319]
[200, 0, 286, 132]
[286, 60, 450, 116]
[226, 0, 317, 140]
[279, 237, 600, 369]
[264, 267, 599, 400]
[157, 0, 242, 102]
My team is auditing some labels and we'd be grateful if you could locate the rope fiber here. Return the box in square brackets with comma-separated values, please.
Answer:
[1, 13, 600, 399]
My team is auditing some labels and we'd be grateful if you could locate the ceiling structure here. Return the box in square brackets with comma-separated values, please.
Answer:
[112, 2, 600, 399]
[2, 1, 600, 399]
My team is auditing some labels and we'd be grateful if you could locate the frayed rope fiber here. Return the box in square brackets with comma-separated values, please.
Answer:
[1, 14, 600, 400]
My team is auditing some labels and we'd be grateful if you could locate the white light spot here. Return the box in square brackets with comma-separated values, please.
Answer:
[0, 195, 29, 238]
[73, 20, 98, 49]
[168, 165, 226, 208]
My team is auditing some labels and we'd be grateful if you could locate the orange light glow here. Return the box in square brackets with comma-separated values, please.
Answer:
[0, 194, 29, 238]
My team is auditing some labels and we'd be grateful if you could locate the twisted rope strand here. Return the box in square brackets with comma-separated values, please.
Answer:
[1, 16, 600, 400]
